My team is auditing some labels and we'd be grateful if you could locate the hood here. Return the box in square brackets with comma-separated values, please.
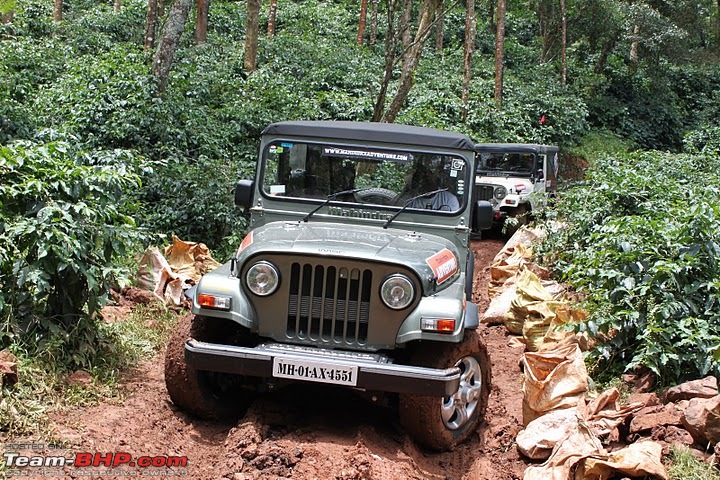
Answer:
[237, 221, 461, 289]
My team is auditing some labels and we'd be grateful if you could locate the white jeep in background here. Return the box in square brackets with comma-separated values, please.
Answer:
[472, 143, 559, 233]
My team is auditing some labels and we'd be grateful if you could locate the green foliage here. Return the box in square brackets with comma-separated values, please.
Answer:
[537, 151, 720, 384]
[0, 139, 145, 365]
[684, 125, 720, 156]
[668, 445, 720, 480]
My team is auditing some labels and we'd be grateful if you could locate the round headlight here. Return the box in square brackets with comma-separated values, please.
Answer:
[246, 261, 280, 296]
[380, 274, 415, 310]
[494, 186, 507, 200]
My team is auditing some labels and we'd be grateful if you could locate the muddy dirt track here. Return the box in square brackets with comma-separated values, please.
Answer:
[49, 236, 530, 480]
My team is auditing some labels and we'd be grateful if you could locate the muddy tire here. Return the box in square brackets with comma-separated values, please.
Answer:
[164, 314, 253, 419]
[399, 329, 491, 451]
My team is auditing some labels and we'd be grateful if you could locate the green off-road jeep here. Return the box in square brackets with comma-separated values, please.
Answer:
[164, 121, 494, 450]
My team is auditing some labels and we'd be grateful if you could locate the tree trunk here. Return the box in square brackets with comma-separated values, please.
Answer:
[538, 0, 552, 64]
[244, 0, 260, 72]
[382, 0, 441, 123]
[268, 0, 277, 36]
[152, 0, 194, 92]
[493, 0, 505, 108]
[358, 0, 368, 44]
[401, 0, 412, 50]
[629, 23, 639, 74]
[461, 0, 476, 122]
[372, 0, 401, 122]
[487, 0, 495, 32]
[2, 11, 14, 24]
[54, 0, 62, 21]
[369, 0, 378, 46]
[560, 0, 567, 84]
[114, 0, 121, 13]
[195, 0, 209, 44]
[144, 0, 160, 50]
[435, 0, 444, 51]
[594, 38, 615, 74]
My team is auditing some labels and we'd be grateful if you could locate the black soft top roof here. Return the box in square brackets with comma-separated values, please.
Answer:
[262, 121, 475, 151]
[474, 143, 559, 154]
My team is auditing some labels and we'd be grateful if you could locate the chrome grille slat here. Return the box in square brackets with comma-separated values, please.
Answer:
[475, 185, 494, 201]
[287, 262, 371, 346]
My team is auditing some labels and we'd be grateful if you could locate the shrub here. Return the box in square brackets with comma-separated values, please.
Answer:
[538, 151, 720, 383]
[0, 139, 145, 366]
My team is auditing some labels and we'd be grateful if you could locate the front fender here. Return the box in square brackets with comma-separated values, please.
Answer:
[192, 262, 257, 331]
[395, 281, 466, 344]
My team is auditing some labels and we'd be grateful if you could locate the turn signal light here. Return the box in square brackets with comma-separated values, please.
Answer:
[421, 318, 456, 333]
[198, 294, 231, 310]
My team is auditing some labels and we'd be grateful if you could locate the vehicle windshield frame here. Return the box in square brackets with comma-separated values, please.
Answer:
[258, 139, 470, 216]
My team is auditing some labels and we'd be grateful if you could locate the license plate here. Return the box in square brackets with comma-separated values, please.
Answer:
[272, 358, 358, 386]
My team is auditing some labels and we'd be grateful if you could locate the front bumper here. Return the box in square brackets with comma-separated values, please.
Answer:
[185, 339, 461, 397]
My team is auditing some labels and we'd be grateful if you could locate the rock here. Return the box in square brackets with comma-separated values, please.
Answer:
[67, 370, 93, 386]
[627, 392, 660, 408]
[682, 394, 720, 444]
[664, 376, 718, 403]
[650, 425, 694, 446]
[629, 404, 683, 433]
[0, 349, 19, 387]
[121, 286, 158, 305]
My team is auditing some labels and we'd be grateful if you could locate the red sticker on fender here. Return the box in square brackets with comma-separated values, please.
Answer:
[239, 231, 254, 251]
[425, 248, 458, 284]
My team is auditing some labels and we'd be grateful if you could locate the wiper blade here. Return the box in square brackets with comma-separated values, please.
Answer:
[382, 188, 449, 229]
[302, 188, 365, 222]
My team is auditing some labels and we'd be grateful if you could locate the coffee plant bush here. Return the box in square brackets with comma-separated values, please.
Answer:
[0, 139, 145, 366]
[538, 151, 720, 384]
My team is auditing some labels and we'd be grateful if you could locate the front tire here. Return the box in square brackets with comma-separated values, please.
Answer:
[399, 330, 491, 451]
[164, 314, 254, 419]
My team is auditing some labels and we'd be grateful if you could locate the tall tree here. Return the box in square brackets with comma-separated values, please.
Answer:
[372, 0, 402, 121]
[195, 0, 209, 44]
[144, 0, 159, 50]
[152, 0, 193, 92]
[382, 0, 441, 122]
[268, 0, 277, 36]
[369, 0, 378, 45]
[538, 0, 554, 64]
[435, 0, 444, 51]
[461, 0, 476, 121]
[244, 0, 260, 72]
[560, 0, 567, 83]
[53, 0, 62, 21]
[401, 0, 412, 49]
[358, 0, 368, 44]
[493, 0, 505, 108]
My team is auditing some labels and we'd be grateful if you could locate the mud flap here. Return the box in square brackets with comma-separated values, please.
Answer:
[465, 301, 479, 328]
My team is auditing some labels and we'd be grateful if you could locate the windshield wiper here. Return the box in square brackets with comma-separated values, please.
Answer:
[382, 188, 449, 229]
[302, 188, 368, 222]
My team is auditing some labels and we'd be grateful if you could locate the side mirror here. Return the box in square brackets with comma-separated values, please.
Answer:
[473, 200, 493, 231]
[234, 179, 254, 210]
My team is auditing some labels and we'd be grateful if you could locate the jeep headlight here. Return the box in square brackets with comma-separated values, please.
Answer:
[494, 186, 507, 200]
[246, 261, 280, 296]
[380, 274, 414, 310]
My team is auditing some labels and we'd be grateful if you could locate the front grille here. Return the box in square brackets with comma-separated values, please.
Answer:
[287, 263, 372, 346]
[475, 185, 494, 201]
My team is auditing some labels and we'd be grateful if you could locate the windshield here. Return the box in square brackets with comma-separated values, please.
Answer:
[476, 152, 536, 176]
[261, 141, 467, 213]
